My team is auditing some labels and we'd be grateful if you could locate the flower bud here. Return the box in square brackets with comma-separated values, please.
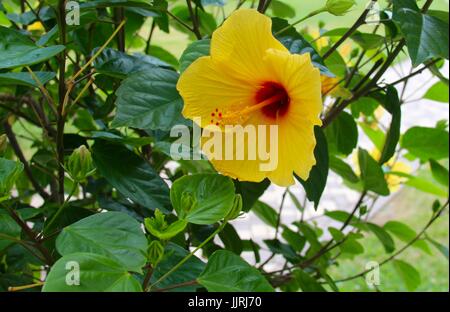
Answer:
[179, 191, 197, 219]
[66, 145, 95, 183]
[0, 134, 7, 155]
[0, 158, 23, 201]
[225, 194, 243, 221]
[148, 240, 165, 267]
[326, 0, 356, 16]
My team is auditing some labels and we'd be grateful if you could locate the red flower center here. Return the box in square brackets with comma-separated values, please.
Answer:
[255, 82, 290, 119]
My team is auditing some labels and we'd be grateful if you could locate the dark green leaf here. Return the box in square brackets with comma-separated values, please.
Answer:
[92, 140, 171, 213]
[292, 269, 327, 292]
[379, 86, 401, 164]
[325, 111, 358, 155]
[297, 126, 329, 209]
[393, 0, 449, 66]
[179, 39, 210, 73]
[0, 26, 65, 69]
[112, 68, 185, 131]
[358, 148, 390, 196]
[272, 18, 333, 76]
[364, 222, 395, 253]
[429, 159, 449, 186]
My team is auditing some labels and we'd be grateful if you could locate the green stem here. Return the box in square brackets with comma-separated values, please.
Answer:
[274, 8, 327, 36]
[147, 221, 228, 291]
[43, 182, 78, 233]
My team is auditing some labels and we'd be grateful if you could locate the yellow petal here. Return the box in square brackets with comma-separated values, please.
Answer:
[210, 9, 287, 82]
[177, 56, 256, 128]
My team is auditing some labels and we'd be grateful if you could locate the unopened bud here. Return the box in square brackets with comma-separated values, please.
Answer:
[148, 240, 165, 266]
[66, 145, 95, 182]
[326, 0, 356, 16]
[180, 191, 197, 219]
[225, 194, 243, 221]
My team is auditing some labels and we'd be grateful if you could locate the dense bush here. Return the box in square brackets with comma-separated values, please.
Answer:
[0, 0, 448, 292]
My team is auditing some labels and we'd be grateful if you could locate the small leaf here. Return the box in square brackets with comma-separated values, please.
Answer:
[425, 81, 449, 103]
[0, 72, 55, 87]
[0, 26, 65, 69]
[179, 39, 210, 73]
[392, 259, 421, 291]
[429, 159, 449, 187]
[325, 111, 358, 156]
[379, 86, 401, 164]
[364, 222, 395, 253]
[393, 0, 449, 66]
[297, 126, 329, 209]
[252, 201, 278, 228]
[292, 269, 327, 292]
[358, 148, 390, 196]
[197, 250, 274, 292]
[329, 155, 359, 183]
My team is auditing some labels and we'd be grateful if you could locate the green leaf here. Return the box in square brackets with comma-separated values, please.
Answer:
[425, 81, 449, 103]
[0, 72, 55, 87]
[0, 210, 21, 251]
[359, 123, 385, 151]
[393, 0, 449, 66]
[429, 159, 449, 187]
[0, 26, 64, 69]
[328, 227, 364, 255]
[219, 223, 243, 255]
[43, 252, 142, 292]
[358, 148, 390, 196]
[351, 97, 379, 117]
[252, 200, 278, 228]
[197, 250, 274, 292]
[264, 239, 300, 263]
[111, 68, 185, 131]
[272, 18, 333, 76]
[389, 172, 448, 197]
[147, 45, 179, 69]
[92, 140, 171, 213]
[329, 155, 359, 183]
[234, 179, 270, 212]
[292, 269, 327, 292]
[384, 221, 431, 254]
[351, 33, 385, 50]
[179, 39, 210, 73]
[282, 226, 306, 253]
[297, 126, 329, 209]
[151, 243, 205, 292]
[401, 127, 449, 161]
[392, 259, 421, 291]
[270, 0, 296, 19]
[93, 48, 170, 79]
[379, 86, 401, 164]
[364, 222, 395, 253]
[144, 210, 187, 240]
[56, 212, 147, 272]
[325, 111, 358, 155]
[426, 236, 449, 260]
[170, 174, 235, 225]
[0, 158, 24, 200]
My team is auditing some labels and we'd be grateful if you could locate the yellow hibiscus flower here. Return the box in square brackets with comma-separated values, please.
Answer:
[177, 9, 323, 186]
